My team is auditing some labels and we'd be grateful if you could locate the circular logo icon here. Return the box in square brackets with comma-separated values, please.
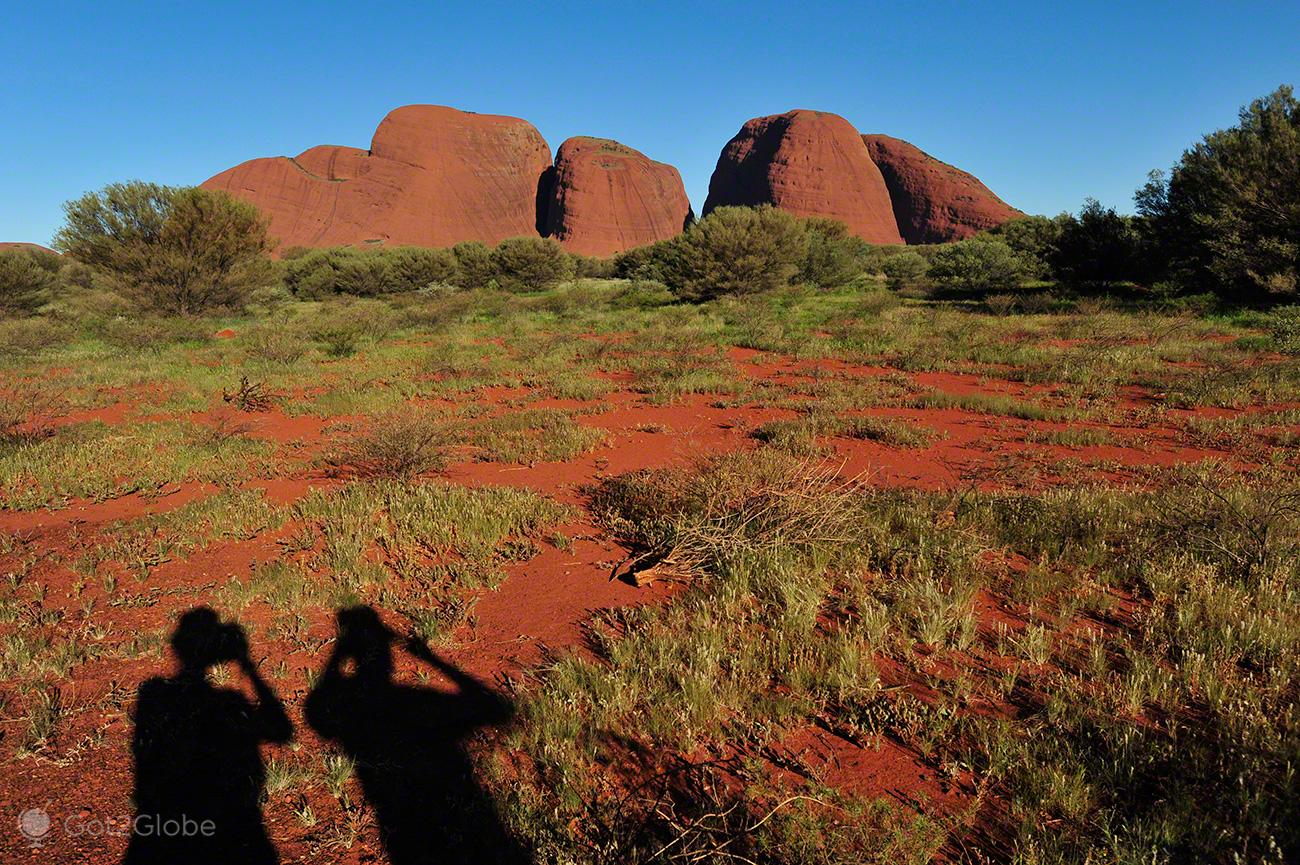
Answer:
[19, 808, 52, 846]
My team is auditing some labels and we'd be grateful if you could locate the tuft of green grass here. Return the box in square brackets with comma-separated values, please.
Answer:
[0, 420, 280, 510]
[468, 409, 607, 465]
[753, 412, 940, 455]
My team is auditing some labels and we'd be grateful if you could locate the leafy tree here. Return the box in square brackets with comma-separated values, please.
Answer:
[54, 182, 272, 313]
[927, 236, 1030, 294]
[880, 250, 929, 290]
[451, 241, 498, 289]
[666, 206, 808, 301]
[1052, 198, 1145, 284]
[798, 217, 864, 288]
[0, 248, 58, 315]
[490, 237, 572, 292]
[991, 215, 1066, 279]
[385, 246, 459, 291]
[1137, 85, 1300, 298]
[569, 253, 617, 280]
[613, 239, 676, 283]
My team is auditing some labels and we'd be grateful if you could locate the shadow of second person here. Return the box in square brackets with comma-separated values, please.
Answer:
[123, 606, 291, 865]
[305, 605, 529, 865]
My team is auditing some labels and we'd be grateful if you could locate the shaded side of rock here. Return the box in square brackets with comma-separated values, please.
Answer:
[862, 134, 1021, 243]
[703, 109, 901, 244]
[542, 137, 693, 256]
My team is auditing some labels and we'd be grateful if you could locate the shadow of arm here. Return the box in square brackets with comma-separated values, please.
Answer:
[404, 637, 513, 723]
[241, 659, 293, 743]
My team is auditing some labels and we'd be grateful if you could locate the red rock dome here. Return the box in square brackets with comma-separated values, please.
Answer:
[703, 110, 902, 245]
[542, 137, 693, 256]
[0, 242, 58, 255]
[862, 134, 1021, 243]
[202, 105, 552, 251]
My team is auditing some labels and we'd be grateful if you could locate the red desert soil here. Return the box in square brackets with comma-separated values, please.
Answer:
[541, 136, 693, 256]
[862, 134, 1022, 243]
[0, 348, 1256, 863]
[703, 109, 904, 244]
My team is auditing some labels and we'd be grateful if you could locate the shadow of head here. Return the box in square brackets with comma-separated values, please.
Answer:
[331, 603, 398, 680]
[170, 606, 250, 672]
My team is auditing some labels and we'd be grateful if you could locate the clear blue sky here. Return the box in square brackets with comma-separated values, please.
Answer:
[2, 1, 1297, 245]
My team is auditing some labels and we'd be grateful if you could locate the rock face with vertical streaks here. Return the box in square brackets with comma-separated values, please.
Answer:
[541, 137, 692, 256]
[702, 109, 902, 244]
[861, 133, 1021, 243]
[201, 105, 552, 250]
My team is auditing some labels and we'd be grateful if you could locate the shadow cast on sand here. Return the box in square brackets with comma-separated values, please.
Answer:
[306, 605, 529, 865]
[122, 607, 291, 865]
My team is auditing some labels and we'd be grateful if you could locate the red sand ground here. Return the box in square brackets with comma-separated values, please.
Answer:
[0, 344, 1274, 863]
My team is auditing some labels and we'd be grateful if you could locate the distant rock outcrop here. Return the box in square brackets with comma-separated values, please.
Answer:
[202, 105, 552, 250]
[201, 103, 1022, 255]
[702, 110, 902, 245]
[862, 134, 1020, 243]
[541, 137, 693, 256]
[0, 242, 58, 255]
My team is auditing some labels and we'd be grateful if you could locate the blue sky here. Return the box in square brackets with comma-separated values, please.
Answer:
[2, 1, 1297, 245]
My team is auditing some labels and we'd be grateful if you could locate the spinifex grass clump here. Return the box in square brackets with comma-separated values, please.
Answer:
[498, 452, 1300, 862]
[502, 452, 979, 860]
[325, 409, 455, 478]
[0, 420, 279, 510]
[752, 411, 939, 455]
[259, 479, 570, 641]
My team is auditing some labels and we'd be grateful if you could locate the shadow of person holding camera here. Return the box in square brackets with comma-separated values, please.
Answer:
[305, 605, 529, 865]
[122, 606, 291, 865]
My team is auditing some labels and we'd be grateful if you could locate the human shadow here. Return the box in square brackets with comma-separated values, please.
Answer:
[305, 605, 529, 865]
[122, 606, 291, 865]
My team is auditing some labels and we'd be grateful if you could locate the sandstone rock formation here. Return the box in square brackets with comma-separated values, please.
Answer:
[541, 137, 693, 256]
[862, 134, 1020, 243]
[0, 242, 58, 255]
[202, 105, 552, 250]
[703, 110, 902, 245]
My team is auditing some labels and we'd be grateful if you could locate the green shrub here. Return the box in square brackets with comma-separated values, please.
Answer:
[490, 237, 571, 292]
[880, 250, 929, 290]
[0, 318, 71, 356]
[283, 246, 459, 297]
[1052, 198, 1145, 284]
[0, 248, 58, 315]
[1269, 305, 1300, 354]
[990, 215, 1065, 279]
[452, 242, 498, 289]
[330, 251, 391, 296]
[927, 236, 1031, 294]
[281, 248, 350, 298]
[665, 206, 808, 301]
[100, 316, 211, 352]
[54, 182, 272, 313]
[384, 246, 459, 291]
[613, 238, 676, 283]
[241, 323, 309, 364]
[798, 217, 864, 288]
[569, 253, 617, 280]
[326, 410, 452, 478]
[611, 279, 675, 309]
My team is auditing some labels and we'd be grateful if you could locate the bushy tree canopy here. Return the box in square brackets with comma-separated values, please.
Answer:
[54, 182, 272, 313]
[798, 217, 865, 288]
[490, 237, 572, 292]
[0, 248, 59, 315]
[926, 236, 1031, 294]
[1052, 199, 1145, 285]
[664, 206, 809, 301]
[1137, 85, 1300, 298]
